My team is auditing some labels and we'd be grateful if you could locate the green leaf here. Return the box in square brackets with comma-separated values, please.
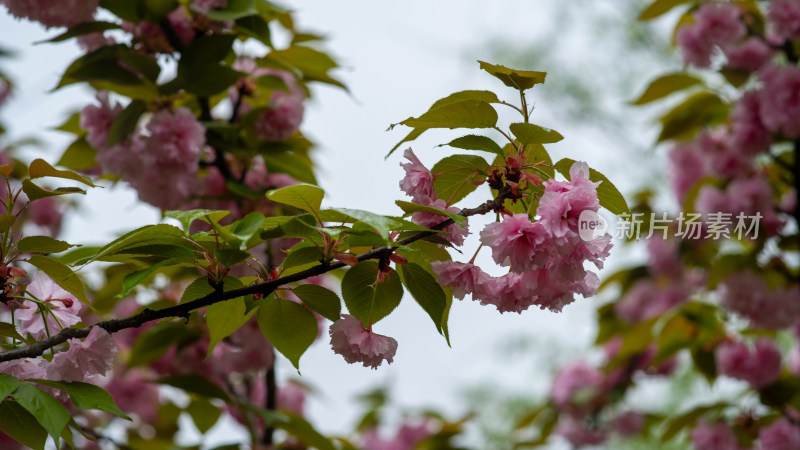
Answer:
[429, 90, 500, 109]
[100, 0, 143, 22]
[230, 212, 266, 248]
[156, 375, 232, 402]
[57, 45, 159, 100]
[206, 0, 260, 21]
[431, 154, 488, 205]
[553, 158, 630, 216]
[27, 380, 131, 420]
[17, 236, 74, 254]
[206, 297, 249, 356]
[0, 373, 21, 399]
[27, 254, 88, 303]
[394, 200, 467, 226]
[117, 258, 180, 298]
[292, 284, 341, 322]
[327, 208, 422, 243]
[165, 209, 230, 234]
[186, 397, 221, 434]
[400, 263, 448, 340]
[0, 323, 24, 342]
[661, 402, 728, 442]
[181, 34, 236, 67]
[106, 100, 146, 147]
[262, 151, 318, 185]
[128, 322, 202, 367]
[57, 138, 97, 171]
[639, 0, 693, 20]
[184, 65, 243, 97]
[0, 215, 14, 233]
[274, 411, 336, 450]
[478, 60, 547, 90]
[266, 184, 324, 216]
[12, 383, 70, 443]
[509, 122, 563, 145]
[658, 92, 727, 142]
[399, 100, 497, 129]
[632, 73, 702, 105]
[262, 45, 344, 89]
[21, 180, 85, 201]
[440, 134, 504, 156]
[81, 224, 191, 264]
[257, 297, 318, 369]
[341, 261, 403, 326]
[281, 243, 324, 271]
[0, 400, 48, 450]
[40, 21, 120, 43]
[234, 15, 272, 46]
[28, 158, 97, 188]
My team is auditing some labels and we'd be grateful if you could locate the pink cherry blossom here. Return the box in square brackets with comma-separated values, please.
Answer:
[143, 107, 206, 172]
[80, 92, 122, 154]
[551, 361, 606, 417]
[17, 272, 83, 339]
[729, 91, 772, 157]
[720, 271, 800, 330]
[219, 318, 275, 374]
[615, 280, 687, 324]
[700, 129, 753, 179]
[411, 199, 469, 246]
[759, 64, 800, 139]
[669, 142, 707, 203]
[716, 338, 781, 388]
[27, 196, 63, 237]
[192, 0, 228, 14]
[277, 380, 307, 416]
[0, 0, 98, 28]
[399, 148, 436, 204]
[252, 70, 305, 142]
[724, 38, 775, 73]
[479, 272, 536, 313]
[0, 357, 47, 380]
[676, 2, 745, 68]
[611, 411, 645, 437]
[538, 161, 601, 237]
[646, 237, 682, 278]
[556, 417, 606, 446]
[691, 421, 743, 450]
[759, 418, 800, 450]
[103, 369, 161, 423]
[430, 261, 491, 300]
[47, 327, 117, 382]
[696, 177, 784, 238]
[329, 315, 397, 369]
[479, 214, 550, 272]
[769, 0, 800, 41]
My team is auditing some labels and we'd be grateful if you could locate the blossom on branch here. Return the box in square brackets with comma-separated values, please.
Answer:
[17, 272, 83, 339]
[47, 326, 117, 382]
[329, 314, 397, 369]
[0, 0, 98, 28]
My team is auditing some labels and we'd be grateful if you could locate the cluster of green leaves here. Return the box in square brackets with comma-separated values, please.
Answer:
[389, 60, 629, 216]
[0, 373, 130, 449]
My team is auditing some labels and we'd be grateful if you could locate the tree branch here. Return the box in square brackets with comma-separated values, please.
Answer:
[0, 195, 508, 363]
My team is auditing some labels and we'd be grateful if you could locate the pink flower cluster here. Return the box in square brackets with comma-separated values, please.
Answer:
[329, 314, 397, 369]
[0, 0, 98, 28]
[550, 361, 607, 417]
[400, 149, 470, 245]
[232, 60, 306, 142]
[432, 162, 611, 313]
[769, 0, 800, 41]
[759, 64, 800, 139]
[715, 338, 782, 388]
[80, 94, 207, 210]
[123, 8, 194, 54]
[0, 327, 117, 384]
[719, 271, 800, 330]
[759, 418, 800, 450]
[691, 421, 744, 450]
[676, 2, 745, 68]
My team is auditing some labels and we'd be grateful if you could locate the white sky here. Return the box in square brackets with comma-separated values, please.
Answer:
[0, 1, 677, 447]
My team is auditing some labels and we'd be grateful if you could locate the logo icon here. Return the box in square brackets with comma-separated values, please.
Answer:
[578, 210, 608, 241]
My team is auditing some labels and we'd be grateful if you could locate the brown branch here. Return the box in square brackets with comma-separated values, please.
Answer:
[0, 196, 507, 363]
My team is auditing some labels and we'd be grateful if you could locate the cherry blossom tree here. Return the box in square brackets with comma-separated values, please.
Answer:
[0, 0, 626, 448]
